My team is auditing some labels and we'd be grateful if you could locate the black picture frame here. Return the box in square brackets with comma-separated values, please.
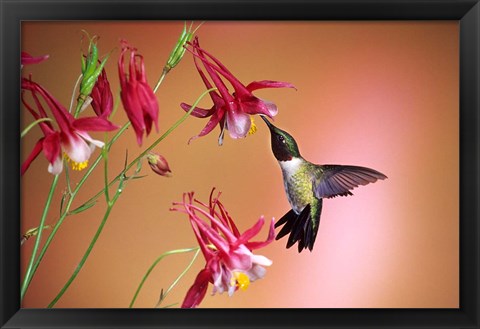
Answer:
[1, 0, 479, 328]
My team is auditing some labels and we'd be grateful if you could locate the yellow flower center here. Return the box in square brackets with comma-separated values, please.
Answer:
[64, 153, 89, 171]
[248, 117, 257, 135]
[230, 271, 250, 291]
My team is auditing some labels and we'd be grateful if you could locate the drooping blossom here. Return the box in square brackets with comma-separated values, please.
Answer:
[181, 37, 295, 145]
[90, 68, 113, 118]
[146, 152, 171, 177]
[21, 51, 49, 67]
[21, 77, 118, 175]
[171, 189, 275, 308]
[118, 40, 159, 146]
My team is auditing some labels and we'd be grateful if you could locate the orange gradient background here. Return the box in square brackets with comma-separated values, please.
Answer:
[21, 21, 459, 308]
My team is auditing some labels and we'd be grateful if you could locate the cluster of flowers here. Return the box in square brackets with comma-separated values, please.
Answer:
[22, 30, 294, 308]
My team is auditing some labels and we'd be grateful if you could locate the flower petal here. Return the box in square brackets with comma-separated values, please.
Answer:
[21, 138, 44, 175]
[76, 130, 105, 149]
[246, 264, 268, 281]
[225, 109, 251, 139]
[47, 155, 63, 175]
[240, 98, 277, 117]
[181, 268, 211, 308]
[61, 132, 92, 163]
[73, 117, 119, 132]
[251, 254, 273, 267]
[235, 216, 265, 247]
[180, 103, 214, 118]
[21, 52, 49, 65]
[244, 218, 275, 250]
[245, 80, 296, 92]
[188, 107, 226, 144]
[43, 132, 61, 164]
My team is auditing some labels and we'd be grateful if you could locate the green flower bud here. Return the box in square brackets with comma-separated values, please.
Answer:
[79, 31, 110, 100]
[164, 22, 202, 73]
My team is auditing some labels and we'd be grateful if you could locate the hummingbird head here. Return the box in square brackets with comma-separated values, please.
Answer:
[261, 116, 301, 161]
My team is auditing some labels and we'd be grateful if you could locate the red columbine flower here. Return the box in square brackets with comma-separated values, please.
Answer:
[118, 40, 159, 146]
[21, 51, 49, 66]
[21, 77, 118, 175]
[91, 68, 113, 118]
[171, 189, 275, 308]
[181, 37, 295, 145]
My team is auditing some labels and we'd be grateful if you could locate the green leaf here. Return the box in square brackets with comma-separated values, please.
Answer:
[69, 201, 97, 215]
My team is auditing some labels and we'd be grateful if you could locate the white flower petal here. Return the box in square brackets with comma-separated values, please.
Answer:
[226, 111, 251, 139]
[262, 99, 278, 117]
[48, 156, 63, 175]
[77, 130, 105, 148]
[62, 135, 92, 163]
[246, 264, 267, 282]
[251, 254, 273, 267]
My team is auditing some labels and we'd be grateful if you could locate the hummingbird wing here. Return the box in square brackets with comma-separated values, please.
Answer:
[313, 165, 387, 199]
[275, 198, 323, 252]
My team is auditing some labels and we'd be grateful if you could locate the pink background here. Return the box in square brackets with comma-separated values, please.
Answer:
[21, 21, 459, 308]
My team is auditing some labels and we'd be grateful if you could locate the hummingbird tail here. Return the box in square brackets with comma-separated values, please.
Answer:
[275, 201, 322, 252]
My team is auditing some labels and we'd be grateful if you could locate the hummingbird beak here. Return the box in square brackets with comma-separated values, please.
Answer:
[261, 115, 274, 130]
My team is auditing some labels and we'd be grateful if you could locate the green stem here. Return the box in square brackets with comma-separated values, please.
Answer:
[73, 96, 85, 118]
[102, 142, 110, 203]
[24, 67, 166, 300]
[21, 174, 59, 301]
[28, 123, 130, 284]
[21, 118, 53, 138]
[46, 82, 210, 305]
[47, 179, 125, 308]
[153, 68, 168, 94]
[28, 85, 214, 304]
[129, 247, 199, 308]
[155, 248, 200, 308]
[64, 160, 73, 195]
[72, 87, 217, 214]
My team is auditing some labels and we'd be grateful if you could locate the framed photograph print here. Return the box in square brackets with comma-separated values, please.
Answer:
[1, 0, 479, 328]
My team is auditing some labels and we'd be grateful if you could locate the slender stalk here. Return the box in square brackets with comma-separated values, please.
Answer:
[23, 65, 165, 298]
[102, 140, 110, 203]
[21, 174, 59, 301]
[64, 160, 73, 195]
[72, 87, 217, 213]
[48, 178, 125, 308]
[45, 88, 213, 306]
[69, 74, 83, 113]
[129, 247, 199, 308]
[155, 248, 200, 308]
[28, 123, 130, 284]
[153, 68, 168, 94]
[21, 118, 53, 138]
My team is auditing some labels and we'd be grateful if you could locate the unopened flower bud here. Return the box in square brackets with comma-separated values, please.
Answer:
[146, 152, 172, 177]
[79, 31, 110, 102]
[164, 22, 202, 73]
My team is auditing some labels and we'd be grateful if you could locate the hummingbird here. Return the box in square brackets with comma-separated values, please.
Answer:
[261, 116, 387, 252]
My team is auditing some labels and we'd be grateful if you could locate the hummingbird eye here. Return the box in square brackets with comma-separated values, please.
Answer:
[278, 135, 286, 143]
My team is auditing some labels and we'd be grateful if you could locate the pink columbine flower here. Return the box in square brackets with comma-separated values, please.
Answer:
[171, 189, 275, 308]
[21, 77, 118, 175]
[91, 68, 113, 118]
[181, 37, 295, 145]
[118, 40, 159, 146]
[21, 51, 49, 67]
